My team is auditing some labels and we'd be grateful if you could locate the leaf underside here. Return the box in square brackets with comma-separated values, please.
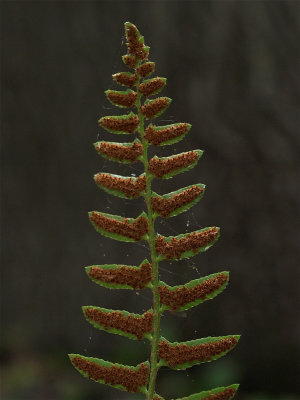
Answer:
[89, 211, 148, 242]
[85, 259, 152, 290]
[159, 271, 229, 311]
[158, 335, 240, 369]
[69, 354, 149, 393]
[148, 150, 203, 179]
[155, 227, 220, 261]
[94, 139, 143, 164]
[94, 172, 146, 199]
[151, 183, 205, 218]
[174, 384, 239, 400]
[82, 306, 153, 340]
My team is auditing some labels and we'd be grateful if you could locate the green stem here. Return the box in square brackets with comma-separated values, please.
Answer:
[136, 75, 160, 400]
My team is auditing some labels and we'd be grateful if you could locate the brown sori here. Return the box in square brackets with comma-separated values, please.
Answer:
[71, 357, 149, 392]
[141, 98, 170, 119]
[126, 24, 148, 59]
[200, 388, 237, 400]
[95, 141, 143, 163]
[137, 62, 155, 78]
[123, 55, 137, 69]
[139, 78, 166, 97]
[145, 123, 190, 146]
[107, 90, 137, 108]
[84, 308, 153, 340]
[113, 72, 137, 87]
[158, 337, 238, 367]
[148, 151, 199, 178]
[155, 227, 219, 259]
[151, 185, 203, 218]
[159, 273, 228, 310]
[100, 114, 139, 133]
[94, 173, 146, 198]
[90, 212, 148, 241]
[88, 262, 152, 289]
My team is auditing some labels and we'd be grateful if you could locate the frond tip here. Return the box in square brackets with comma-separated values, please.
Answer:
[124, 22, 149, 60]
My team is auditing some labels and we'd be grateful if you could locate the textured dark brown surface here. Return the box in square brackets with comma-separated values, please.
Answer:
[151, 185, 203, 217]
[159, 273, 228, 310]
[107, 90, 137, 108]
[95, 141, 143, 163]
[125, 23, 149, 60]
[137, 62, 155, 77]
[94, 173, 146, 198]
[84, 308, 153, 340]
[148, 151, 198, 178]
[90, 212, 148, 241]
[123, 54, 137, 69]
[145, 123, 189, 145]
[71, 357, 149, 392]
[100, 114, 139, 133]
[200, 388, 237, 400]
[113, 72, 137, 87]
[141, 97, 169, 119]
[158, 337, 238, 367]
[88, 262, 152, 289]
[155, 227, 219, 259]
[139, 77, 166, 97]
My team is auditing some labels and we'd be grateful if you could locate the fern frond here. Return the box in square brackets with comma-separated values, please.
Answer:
[70, 21, 240, 400]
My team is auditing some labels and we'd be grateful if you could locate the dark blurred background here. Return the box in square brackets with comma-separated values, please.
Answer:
[1, 1, 300, 399]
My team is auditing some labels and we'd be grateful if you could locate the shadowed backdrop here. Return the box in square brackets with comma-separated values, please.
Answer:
[1, 1, 300, 399]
